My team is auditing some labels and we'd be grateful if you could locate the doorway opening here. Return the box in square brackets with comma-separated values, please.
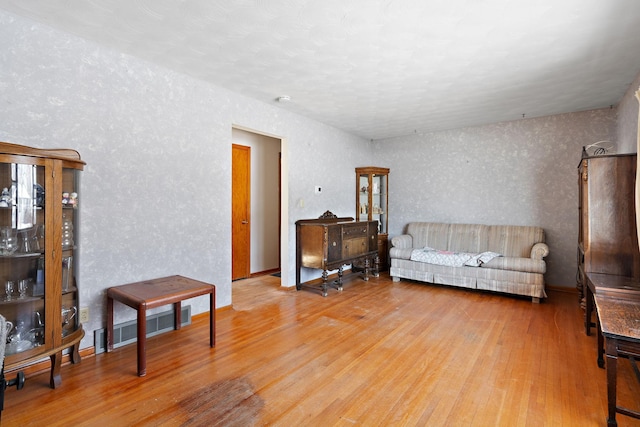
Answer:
[231, 128, 283, 282]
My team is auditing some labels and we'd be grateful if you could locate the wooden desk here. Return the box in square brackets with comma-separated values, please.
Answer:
[595, 295, 640, 427]
[106, 275, 215, 376]
[585, 273, 640, 336]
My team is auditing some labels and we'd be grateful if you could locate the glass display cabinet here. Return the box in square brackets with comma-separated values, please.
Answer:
[0, 142, 85, 388]
[356, 166, 390, 270]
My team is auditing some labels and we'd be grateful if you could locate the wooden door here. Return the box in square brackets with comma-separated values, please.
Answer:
[232, 144, 251, 280]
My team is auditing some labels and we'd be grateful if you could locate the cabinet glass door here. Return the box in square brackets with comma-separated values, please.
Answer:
[0, 161, 46, 355]
[372, 174, 387, 234]
[61, 167, 79, 338]
[358, 173, 370, 223]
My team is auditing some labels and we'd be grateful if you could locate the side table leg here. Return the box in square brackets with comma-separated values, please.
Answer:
[107, 296, 114, 352]
[585, 286, 593, 336]
[605, 339, 618, 427]
[174, 302, 182, 330]
[597, 313, 605, 369]
[137, 306, 147, 377]
[210, 290, 215, 347]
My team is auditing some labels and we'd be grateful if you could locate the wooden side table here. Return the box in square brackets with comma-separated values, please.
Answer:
[595, 295, 640, 426]
[106, 275, 215, 376]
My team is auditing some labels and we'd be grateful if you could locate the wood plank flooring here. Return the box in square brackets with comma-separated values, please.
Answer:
[3, 273, 640, 426]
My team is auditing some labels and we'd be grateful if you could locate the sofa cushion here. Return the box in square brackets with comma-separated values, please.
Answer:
[482, 256, 546, 274]
[406, 222, 450, 250]
[487, 225, 545, 257]
[409, 247, 502, 267]
[447, 224, 490, 253]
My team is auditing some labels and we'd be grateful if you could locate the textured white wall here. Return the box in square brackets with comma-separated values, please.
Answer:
[372, 109, 617, 288]
[0, 11, 371, 349]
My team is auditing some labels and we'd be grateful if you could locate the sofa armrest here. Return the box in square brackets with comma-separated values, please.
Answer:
[389, 247, 414, 260]
[391, 234, 413, 249]
[483, 257, 546, 274]
[530, 243, 549, 260]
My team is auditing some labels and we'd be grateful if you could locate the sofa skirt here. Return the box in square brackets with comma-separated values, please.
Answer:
[390, 259, 546, 298]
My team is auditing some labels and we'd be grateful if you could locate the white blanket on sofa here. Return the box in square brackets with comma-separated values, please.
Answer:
[410, 247, 502, 267]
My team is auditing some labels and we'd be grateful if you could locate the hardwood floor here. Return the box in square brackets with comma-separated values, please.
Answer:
[3, 273, 640, 426]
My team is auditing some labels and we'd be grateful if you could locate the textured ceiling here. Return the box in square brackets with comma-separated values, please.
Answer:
[2, 0, 640, 140]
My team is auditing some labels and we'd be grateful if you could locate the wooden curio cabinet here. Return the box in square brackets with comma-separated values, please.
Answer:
[577, 152, 640, 304]
[0, 142, 85, 388]
[356, 167, 389, 270]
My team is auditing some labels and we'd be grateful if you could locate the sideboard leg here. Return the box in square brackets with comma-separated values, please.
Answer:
[363, 258, 370, 281]
[337, 266, 344, 292]
[373, 255, 380, 277]
[321, 270, 329, 297]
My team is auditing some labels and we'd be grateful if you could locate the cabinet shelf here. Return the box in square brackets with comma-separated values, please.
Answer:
[0, 252, 43, 259]
[0, 295, 42, 305]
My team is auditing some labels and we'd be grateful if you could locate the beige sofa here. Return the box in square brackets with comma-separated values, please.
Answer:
[389, 222, 549, 302]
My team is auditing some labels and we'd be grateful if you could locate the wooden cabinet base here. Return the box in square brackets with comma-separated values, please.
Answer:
[5, 326, 84, 389]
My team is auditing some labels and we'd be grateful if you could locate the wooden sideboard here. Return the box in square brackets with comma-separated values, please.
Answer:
[296, 214, 378, 296]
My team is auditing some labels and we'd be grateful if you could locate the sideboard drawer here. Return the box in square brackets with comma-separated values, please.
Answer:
[343, 224, 368, 237]
[343, 237, 367, 258]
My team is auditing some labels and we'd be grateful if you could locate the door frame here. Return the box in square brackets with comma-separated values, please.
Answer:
[231, 125, 289, 287]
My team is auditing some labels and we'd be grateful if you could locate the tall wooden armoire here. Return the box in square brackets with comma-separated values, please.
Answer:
[577, 152, 640, 305]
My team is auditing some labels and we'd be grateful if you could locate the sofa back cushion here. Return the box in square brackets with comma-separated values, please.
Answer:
[406, 222, 449, 250]
[404, 222, 545, 258]
[447, 224, 490, 253]
[487, 225, 545, 257]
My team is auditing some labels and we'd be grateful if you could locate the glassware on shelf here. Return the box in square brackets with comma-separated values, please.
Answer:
[36, 224, 45, 250]
[4, 320, 13, 336]
[0, 187, 11, 207]
[61, 306, 77, 336]
[19, 230, 31, 253]
[6, 320, 35, 354]
[18, 279, 30, 299]
[0, 227, 18, 255]
[19, 227, 39, 253]
[30, 311, 44, 346]
[5, 280, 15, 301]
[62, 256, 72, 291]
[61, 213, 74, 248]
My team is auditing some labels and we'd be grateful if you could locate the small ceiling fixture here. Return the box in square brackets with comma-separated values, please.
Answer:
[277, 95, 291, 103]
